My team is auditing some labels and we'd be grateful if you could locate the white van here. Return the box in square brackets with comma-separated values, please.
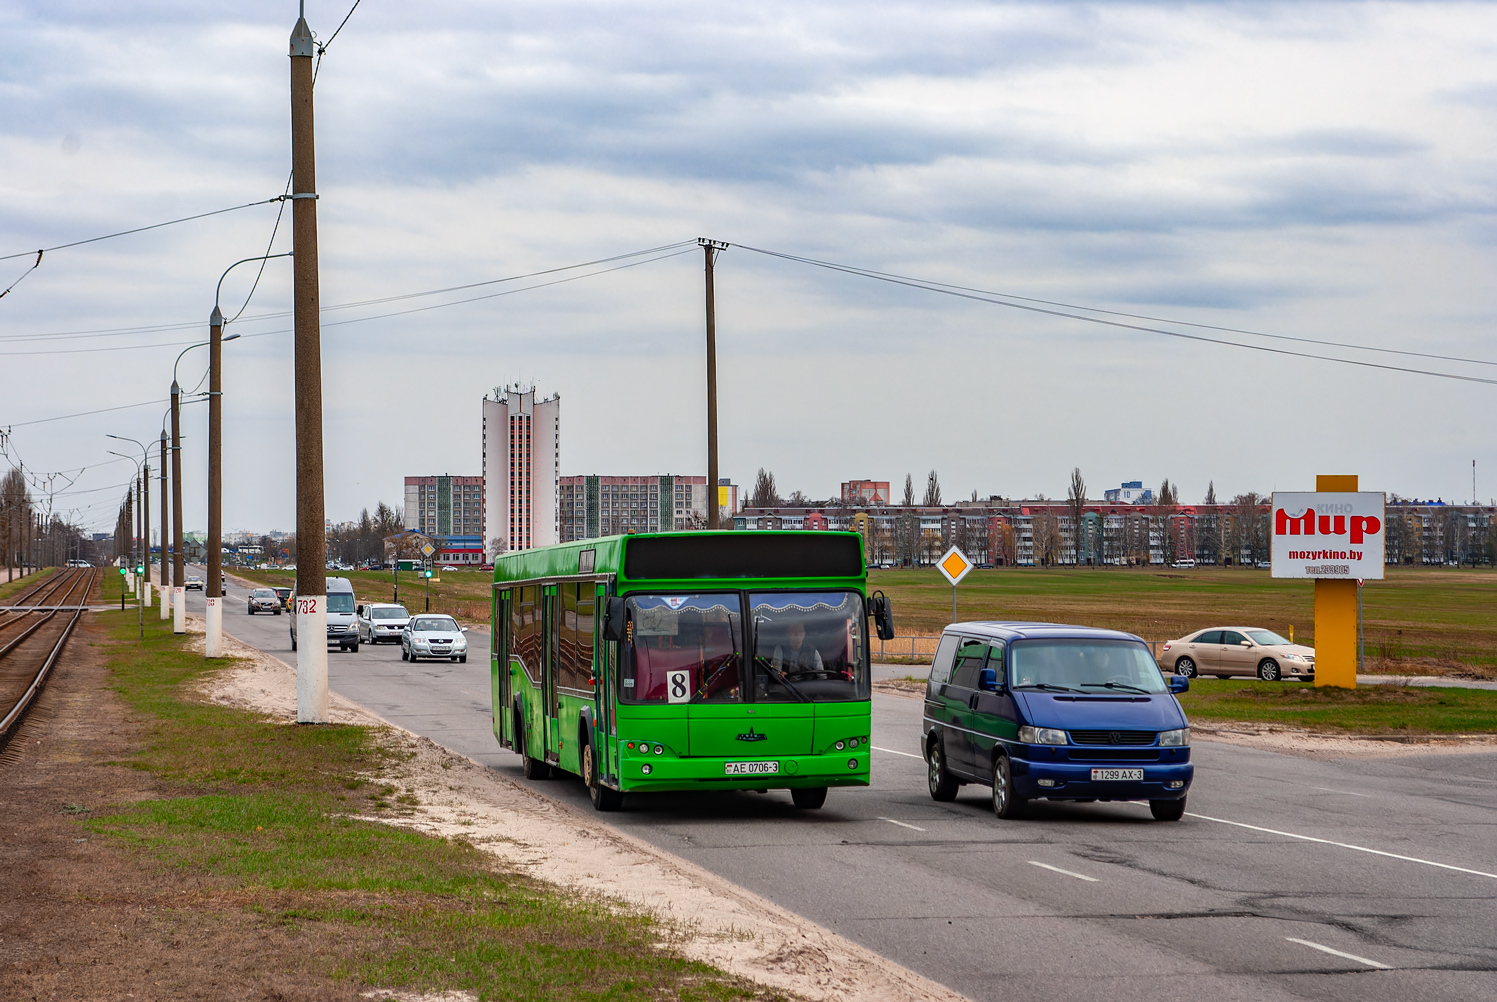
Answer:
[288, 576, 360, 653]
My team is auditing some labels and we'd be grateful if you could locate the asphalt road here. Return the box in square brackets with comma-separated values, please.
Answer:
[188, 572, 1497, 1001]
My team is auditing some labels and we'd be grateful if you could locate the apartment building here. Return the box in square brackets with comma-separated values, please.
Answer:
[558, 475, 717, 541]
[403, 475, 484, 539]
[482, 387, 560, 557]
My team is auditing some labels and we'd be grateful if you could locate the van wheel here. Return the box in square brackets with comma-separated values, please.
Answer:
[290, 635, 297, 652]
[1257, 659, 1281, 681]
[1150, 796, 1186, 821]
[992, 754, 1026, 819]
[459, 655, 467, 663]
[584, 740, 622, 811]
[791, 787, 828, 809]
[1174, 657, 1197, 677]
[927, 741, 959, 802]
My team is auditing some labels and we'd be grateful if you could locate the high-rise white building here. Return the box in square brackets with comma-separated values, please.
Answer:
[482, 387, 560, 557]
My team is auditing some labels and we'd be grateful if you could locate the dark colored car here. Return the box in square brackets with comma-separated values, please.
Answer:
[274, 587, 292, 611]
[923, 622, 1193, 821]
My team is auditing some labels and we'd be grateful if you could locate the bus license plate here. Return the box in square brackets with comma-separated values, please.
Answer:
[725, 761, 779, 776]
[1091, 768, 1143, 781]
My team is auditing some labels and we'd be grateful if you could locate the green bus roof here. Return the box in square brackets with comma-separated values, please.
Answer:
[491, 531, 867, 586]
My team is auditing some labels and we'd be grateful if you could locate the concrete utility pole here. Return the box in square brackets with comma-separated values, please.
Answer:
[291, 8, 328, 722]
[159, 431, 171, 621]
[206, 306, 225, 658]
[141, 457, 151, 607]
[170, 381, 186, 634]
[700, 238, 728, 529]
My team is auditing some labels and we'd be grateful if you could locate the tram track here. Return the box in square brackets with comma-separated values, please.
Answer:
[0, 566, 97, 745]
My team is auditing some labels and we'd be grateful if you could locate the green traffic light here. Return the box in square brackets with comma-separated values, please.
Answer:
[424, 570, 432, 578]
[119, 568, 127, 575]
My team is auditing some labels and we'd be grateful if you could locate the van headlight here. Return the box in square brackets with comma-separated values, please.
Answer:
[1158, 728, 1190, 746]
[1018, 726, 1067, 745]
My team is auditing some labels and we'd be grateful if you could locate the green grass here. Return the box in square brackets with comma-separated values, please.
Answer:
[82, 604, 774, 1001]
[1177, 678, 1497, 734]
[869, 565, 1497, 669]
[0, 565, 62, 602]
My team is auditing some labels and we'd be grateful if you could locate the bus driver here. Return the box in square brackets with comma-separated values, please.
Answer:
[772, 621, 823, 674]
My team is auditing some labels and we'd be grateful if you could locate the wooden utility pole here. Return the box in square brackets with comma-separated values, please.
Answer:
[290, 8, 328, 722]
[206, 306, 225, 658]
[170, 380, 185, 634]
[700, 238, 728, 529]
[159, 431, 170, 621]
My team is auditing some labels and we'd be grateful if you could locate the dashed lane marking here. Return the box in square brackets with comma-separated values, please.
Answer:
[1186, 811, 1497, 881]
[1285, 938, 1391, 970]
[877, 817, 927, 831]
[1027, 861, 1098, 882]
[872, 745, 922, 758]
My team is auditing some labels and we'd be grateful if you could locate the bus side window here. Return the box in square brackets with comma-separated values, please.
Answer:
[929, 634, 959, 687]
[577, 584, 596, 681]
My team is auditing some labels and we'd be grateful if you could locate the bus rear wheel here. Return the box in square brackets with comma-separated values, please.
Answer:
[583, 740, 622, 811]
[790, 787, 827, 810]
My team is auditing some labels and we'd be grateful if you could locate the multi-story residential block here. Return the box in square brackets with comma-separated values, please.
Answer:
[404, 475, 484, 539]
[559, 475, 716, 541]
[482, 387, 560, 557]
[841, 480, 890, 505]
[1103, 481, 1154, 504]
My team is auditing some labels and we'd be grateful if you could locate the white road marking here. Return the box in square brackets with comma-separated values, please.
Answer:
[1186, 812, 1497, 880]
[1027, 861, 1098, 882]
[872, 745, 922, 758]
[878, 817, 927, 831]
[1309, 787, 1372, 797]
[1285, 937, 1391, 969]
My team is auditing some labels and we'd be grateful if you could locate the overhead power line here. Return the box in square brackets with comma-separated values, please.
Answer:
[0, 196, 288, 264]
[733, 243, 1497, 387]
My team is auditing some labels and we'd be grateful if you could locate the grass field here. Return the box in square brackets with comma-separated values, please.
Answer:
[868, 565, 1497, 672]
[82, 573, 771, 1000]
[1176, 678, 1497, 734]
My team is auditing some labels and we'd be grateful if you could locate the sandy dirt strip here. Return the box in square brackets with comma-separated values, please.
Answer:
[188, 620, 969, 1002]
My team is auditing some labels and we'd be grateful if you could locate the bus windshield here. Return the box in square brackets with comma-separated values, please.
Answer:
[624, 594, 742, 703]
[751, 591, 867, 702]
[1009, 640, 1167, 693]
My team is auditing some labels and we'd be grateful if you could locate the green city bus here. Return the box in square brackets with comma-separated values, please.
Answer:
[490, 531, 893, 811]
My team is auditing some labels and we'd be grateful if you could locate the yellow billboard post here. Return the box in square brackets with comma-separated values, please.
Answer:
[1313, 474, 1359, 689]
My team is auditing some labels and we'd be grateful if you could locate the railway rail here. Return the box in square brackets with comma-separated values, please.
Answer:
[0, 565, 97, 744]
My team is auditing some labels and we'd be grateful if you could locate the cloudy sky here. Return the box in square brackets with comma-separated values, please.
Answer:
[2, 1, 1494, 536]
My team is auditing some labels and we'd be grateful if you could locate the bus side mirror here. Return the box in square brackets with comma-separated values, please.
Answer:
[603, 596, 628, 642]
[869, 591, 895, 641]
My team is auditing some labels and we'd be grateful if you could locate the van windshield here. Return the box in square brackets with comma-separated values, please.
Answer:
[327, 593, 355, 614]
[1009, 640, 1167, 694]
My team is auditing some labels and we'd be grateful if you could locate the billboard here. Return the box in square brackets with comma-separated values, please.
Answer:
[1270, 492, 1385, 580]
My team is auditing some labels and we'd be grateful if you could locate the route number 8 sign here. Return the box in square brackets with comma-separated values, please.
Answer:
[666, 670, 691, 704]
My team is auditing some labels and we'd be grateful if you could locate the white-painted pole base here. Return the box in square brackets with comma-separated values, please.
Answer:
[173, 586, 186, 634]
[160, 586, 171, 620]
[205, 596, 223, 658]
[143, 582, 152, 607]
[296, 596, 328, 723]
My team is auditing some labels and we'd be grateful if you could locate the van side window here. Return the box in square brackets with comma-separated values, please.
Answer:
[984, 643, 1005, 678]
[950, 639, 988, 689]
[929, 635, 960, 686]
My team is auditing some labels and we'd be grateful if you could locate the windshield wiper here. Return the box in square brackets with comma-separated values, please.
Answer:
[758, 659, 811, 702]
[1013, 683, 1079, 692]
[1080, 682, 1149, 694]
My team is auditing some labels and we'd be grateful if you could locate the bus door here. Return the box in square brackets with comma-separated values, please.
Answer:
[542, 584, 559, 763]
[492, 588, 510, 748]
[594, 582, 612, 779]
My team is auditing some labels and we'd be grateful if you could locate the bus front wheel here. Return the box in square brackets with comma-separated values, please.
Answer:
[583, 740, 622, 812]
[791, 787, 827, 809]
[519, 718, 552, 781]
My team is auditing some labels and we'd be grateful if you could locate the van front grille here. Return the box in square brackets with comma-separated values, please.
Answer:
[1067, 749, 1160, 761]
[1069, 730, 1155, 745]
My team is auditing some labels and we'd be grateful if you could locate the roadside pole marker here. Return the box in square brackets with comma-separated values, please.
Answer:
[1027, 861, 1098, 882]
[1285, 938, 1390, 970]
[878, 817, 927, 831]
[1186, 812, 1497, 880]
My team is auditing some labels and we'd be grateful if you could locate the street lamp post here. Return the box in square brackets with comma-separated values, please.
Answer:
[109, 449, 145, 639]
[107, 434, 152, 610]
[159, 428, 171, 621]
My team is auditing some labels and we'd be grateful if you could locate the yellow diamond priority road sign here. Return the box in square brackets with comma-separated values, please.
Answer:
[422, 543, 435, 557]
[937, 546, 974, 586]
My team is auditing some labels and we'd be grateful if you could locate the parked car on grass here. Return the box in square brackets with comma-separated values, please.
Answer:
[400, 614, 468, 663]
[247, 588, 282, 615]
[923, 622, 1193, 821]
[1158, 627, 1314, 681]
[357, 603, 410, 644]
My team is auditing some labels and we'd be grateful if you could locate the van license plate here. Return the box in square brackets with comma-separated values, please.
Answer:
[1090, 768, 1143, 781]
[725, 761, 779, 775]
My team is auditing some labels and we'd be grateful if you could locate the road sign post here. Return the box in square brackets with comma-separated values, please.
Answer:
[937, 546, 974, 623]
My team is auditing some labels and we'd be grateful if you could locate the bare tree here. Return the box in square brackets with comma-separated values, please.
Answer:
[1066, 468, 1087, 566]
[1033, 510, 1060, 566]
[1152, 479, 1179, 565]
[901, 473, 915, 507]
[922, 470, 942, 507]
[786, 489, 809, 507]
[1231, 492, 1268, 565]
[751, 468, 780, 508]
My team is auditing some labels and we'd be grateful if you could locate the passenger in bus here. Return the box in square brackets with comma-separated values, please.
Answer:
[772, 621, 824, 674]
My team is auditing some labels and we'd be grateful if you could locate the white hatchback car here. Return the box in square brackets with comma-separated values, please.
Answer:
[357, 603, 410, 644]
[400, 614, 469, 663]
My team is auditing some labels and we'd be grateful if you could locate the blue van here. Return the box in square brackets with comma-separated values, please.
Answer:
[922, 622, 1193, 821]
